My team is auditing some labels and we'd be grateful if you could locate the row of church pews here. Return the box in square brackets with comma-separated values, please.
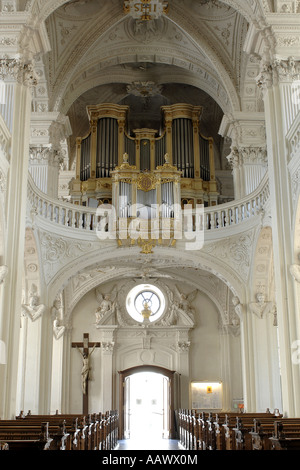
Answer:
[177, 409, 300, 451]
[0, 410, 119, 451]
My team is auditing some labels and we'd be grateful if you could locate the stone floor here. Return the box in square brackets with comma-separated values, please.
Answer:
[117, 438, 181, 451]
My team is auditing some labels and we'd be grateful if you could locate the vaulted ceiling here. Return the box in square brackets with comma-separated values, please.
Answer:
[40, 0, 264, 170]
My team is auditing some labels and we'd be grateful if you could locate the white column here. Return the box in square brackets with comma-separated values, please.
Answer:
[257, 58, 300, 416]
[233, 299, 257, 412]
[176, 330, 191, 409]
[219, 113, 267, 198]
[99, 326, 118, 412]
[29, 146, 62, 198]
[29, 113, 72, 198]
[0, 62, 37, 419]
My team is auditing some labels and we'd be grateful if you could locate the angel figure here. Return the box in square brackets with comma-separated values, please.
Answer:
[95, 285, 118, 325]
[249, 292, 276, 321]
[21, 284, 46, 322]
[166, 285, 198, 324]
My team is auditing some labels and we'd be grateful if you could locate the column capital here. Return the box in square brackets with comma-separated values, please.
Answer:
[0, 56, 38, 87]
[219, 112, 266, 151]
[30, 112, 72, 151]
[256, 57, 300, 91]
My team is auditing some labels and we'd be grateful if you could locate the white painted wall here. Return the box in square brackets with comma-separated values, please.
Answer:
[67, 279, 243, 414]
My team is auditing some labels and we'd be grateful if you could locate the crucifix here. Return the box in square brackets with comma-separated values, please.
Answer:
[71, 333, 100, 415]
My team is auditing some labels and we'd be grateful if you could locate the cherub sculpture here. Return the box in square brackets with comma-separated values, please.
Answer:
[95, 285, 118, 325]
[21, 284, 46, 322]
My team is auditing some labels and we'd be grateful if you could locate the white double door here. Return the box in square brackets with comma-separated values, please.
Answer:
[124, 371, 170, 440]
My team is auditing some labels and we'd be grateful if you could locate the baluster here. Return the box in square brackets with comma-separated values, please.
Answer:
[79, 212, 83, 229]
[71, 211, 76, 228]
[39, 198, 43, 216]
[44, 201, 48, 219]
[224, 208, 230, 227]
[56, 206, 61, 225]
[65, 209, 70, 227]
[51, 204, 55, 222]
[237, 205, 242, 223]
[86, 213, 92, 231]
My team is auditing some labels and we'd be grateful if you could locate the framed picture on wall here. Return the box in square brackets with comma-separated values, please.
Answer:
[191, 382, 222, 409]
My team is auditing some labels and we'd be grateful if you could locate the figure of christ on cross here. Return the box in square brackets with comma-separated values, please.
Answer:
[72, 333, 100, 415]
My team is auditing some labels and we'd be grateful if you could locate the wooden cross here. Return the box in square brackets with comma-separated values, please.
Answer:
[71, 333, 100, 415]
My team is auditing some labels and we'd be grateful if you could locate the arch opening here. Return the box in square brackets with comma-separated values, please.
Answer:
[119, 365, 176, 443]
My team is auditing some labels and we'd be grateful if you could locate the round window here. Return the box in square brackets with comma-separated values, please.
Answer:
[126, 284, 165, 323]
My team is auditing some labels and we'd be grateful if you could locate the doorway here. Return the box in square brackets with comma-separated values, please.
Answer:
[119, 366, 176, 440]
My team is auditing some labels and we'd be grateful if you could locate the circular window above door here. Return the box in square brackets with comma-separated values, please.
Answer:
[126, 284, 166, 323]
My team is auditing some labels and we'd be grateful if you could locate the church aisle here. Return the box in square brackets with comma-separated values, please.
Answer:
[116, 438, 181, 451]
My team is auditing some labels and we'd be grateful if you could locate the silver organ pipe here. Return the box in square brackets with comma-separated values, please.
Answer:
[199, 134, 210, 181]
[97, 118, 119, 178]
[161, 182, 174, 218]
[140, 139, 150, 171]
[119, 182, 132, 218]
[155, 134, 166, 168]
[72, 103, 218, 210]
[125, 134, 136, 166]
[80, 133, 91, 181]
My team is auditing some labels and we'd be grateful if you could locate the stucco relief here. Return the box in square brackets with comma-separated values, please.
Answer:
[39, 230, 94, 284]
[202, 230, 256, 282]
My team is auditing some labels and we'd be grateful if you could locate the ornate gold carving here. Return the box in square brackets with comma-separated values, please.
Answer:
[115, 153, 137, 171]
[137, 172, 157, 192]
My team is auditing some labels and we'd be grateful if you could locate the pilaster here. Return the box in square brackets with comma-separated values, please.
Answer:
[256, 54, 300, 417]
[219, 113, 267, 198]
[0, 58, 38, 418]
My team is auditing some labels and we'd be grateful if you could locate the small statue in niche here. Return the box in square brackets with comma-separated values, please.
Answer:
[162, 285, 197, 326]
[21, 284, 46, 322]
[173, 285, 197, 323]
[250, 292, 277, 325]
[51, 298, 65, 340]
[95, 285, 118, 325]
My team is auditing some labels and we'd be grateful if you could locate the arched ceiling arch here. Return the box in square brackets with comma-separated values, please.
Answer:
[45, 10, 242, 114]
[28, 0, 269, 25]
[63, 262, 237, 328]
[29, 0, 268, 119]
[44, 239, 250, 310]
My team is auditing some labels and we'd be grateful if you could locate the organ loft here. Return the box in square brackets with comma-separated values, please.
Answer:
[69, 103, 219, 212]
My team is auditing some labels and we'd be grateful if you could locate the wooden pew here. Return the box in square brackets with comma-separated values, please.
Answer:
[0, 422, 54, 451]
[270, 421, 300, 450]
[15, 410, 119, 451]
[17, 413, 93, 450]
[221, 412, 280, 451]
[177, 409, 300, 451]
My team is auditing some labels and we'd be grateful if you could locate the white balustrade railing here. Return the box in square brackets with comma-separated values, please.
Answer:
[27, 173, 269, 234]
[201, 173, 269, 231]
[28, 174, 98, 231]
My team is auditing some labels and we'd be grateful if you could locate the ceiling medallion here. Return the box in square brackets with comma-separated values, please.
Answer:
[127, 81, 163, 98]
[123, 0, 169, 21]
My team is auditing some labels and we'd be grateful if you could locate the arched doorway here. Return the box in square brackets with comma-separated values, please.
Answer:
[119, 366, 176, 441]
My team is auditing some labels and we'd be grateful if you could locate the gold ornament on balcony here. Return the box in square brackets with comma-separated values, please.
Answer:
[123, 0, 169, 21]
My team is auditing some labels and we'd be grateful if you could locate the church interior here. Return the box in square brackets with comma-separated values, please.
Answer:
[0, 0, 300, 451]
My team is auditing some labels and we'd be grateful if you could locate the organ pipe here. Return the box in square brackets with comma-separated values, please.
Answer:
[71, 103, 218, 207]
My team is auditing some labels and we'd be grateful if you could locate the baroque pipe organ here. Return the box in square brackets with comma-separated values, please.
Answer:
[70, 103, 219, 212]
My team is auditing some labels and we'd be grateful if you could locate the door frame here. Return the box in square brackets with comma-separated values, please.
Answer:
[118, 365, 176, 439]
